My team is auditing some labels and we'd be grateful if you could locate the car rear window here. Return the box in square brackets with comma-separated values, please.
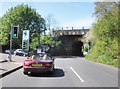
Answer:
[32, 54, 52, 60]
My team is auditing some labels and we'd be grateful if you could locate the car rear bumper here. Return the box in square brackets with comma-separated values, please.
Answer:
[24, 67, 53, 73]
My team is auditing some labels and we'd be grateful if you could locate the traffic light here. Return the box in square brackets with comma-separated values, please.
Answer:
[12, 26, 18, 38]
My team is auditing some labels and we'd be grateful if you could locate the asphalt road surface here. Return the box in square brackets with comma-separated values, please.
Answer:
[1, 56, 119, 87]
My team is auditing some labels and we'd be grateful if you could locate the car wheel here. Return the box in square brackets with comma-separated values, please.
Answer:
[23, 54, 25, 57]
[49, 68, 54, 75]
[49, 71, 54, 75]
[23, 71, 28, 75]
[53, 66, 55, 70]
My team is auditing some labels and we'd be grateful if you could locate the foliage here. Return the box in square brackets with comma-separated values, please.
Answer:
[30, 35, 61, 50]
[83, 43, 89, 52]
[0, 4, 45, 48]
[85, 2, 119, 68]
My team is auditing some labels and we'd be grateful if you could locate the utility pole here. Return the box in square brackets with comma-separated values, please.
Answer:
[8, 25, 19, 61]
[8, 25, 13, 61]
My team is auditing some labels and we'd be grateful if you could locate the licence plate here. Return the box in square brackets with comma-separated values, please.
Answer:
[32, 64, 42, 67]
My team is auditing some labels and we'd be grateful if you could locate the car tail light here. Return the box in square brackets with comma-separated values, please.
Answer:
[24, 62, 31, 66]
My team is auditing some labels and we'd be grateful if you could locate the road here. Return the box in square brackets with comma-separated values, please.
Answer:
[1, 56, 119, 87]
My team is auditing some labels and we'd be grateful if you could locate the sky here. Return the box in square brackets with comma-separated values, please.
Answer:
[0, 1, 96, 29]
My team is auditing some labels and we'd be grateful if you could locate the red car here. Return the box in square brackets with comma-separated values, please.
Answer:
[23, 53, 55, 75]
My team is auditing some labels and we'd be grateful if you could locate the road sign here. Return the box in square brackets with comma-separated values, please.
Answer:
[22, 30, 30, 51]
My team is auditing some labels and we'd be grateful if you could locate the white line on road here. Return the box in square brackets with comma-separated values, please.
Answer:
[70, 67, 84, 83]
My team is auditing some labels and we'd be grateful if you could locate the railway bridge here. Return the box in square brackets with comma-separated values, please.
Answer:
[52, 28, 89, 56]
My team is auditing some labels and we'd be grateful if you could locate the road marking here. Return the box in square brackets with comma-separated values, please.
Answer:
[70, 67, 84, 83]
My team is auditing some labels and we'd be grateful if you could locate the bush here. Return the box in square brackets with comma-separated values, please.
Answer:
[83, 43, 89, 52]
[86, 53, 119, 68]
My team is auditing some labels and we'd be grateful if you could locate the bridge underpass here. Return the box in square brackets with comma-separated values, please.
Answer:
[52, 29, 89, 56]
[72, 41, 83, 56]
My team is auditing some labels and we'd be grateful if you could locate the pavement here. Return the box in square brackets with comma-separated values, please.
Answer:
[0, 53, 27, 78]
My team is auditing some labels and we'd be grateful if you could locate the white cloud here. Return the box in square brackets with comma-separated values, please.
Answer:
[61, 17, 95, 29]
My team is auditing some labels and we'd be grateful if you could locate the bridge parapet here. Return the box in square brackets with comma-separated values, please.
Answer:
[53, 29, 89, 36]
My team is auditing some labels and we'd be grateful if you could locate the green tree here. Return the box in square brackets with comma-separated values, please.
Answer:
[86, 2, 119, 67]
[0, 4, 45, 48]
[30, 35, 61, 50]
